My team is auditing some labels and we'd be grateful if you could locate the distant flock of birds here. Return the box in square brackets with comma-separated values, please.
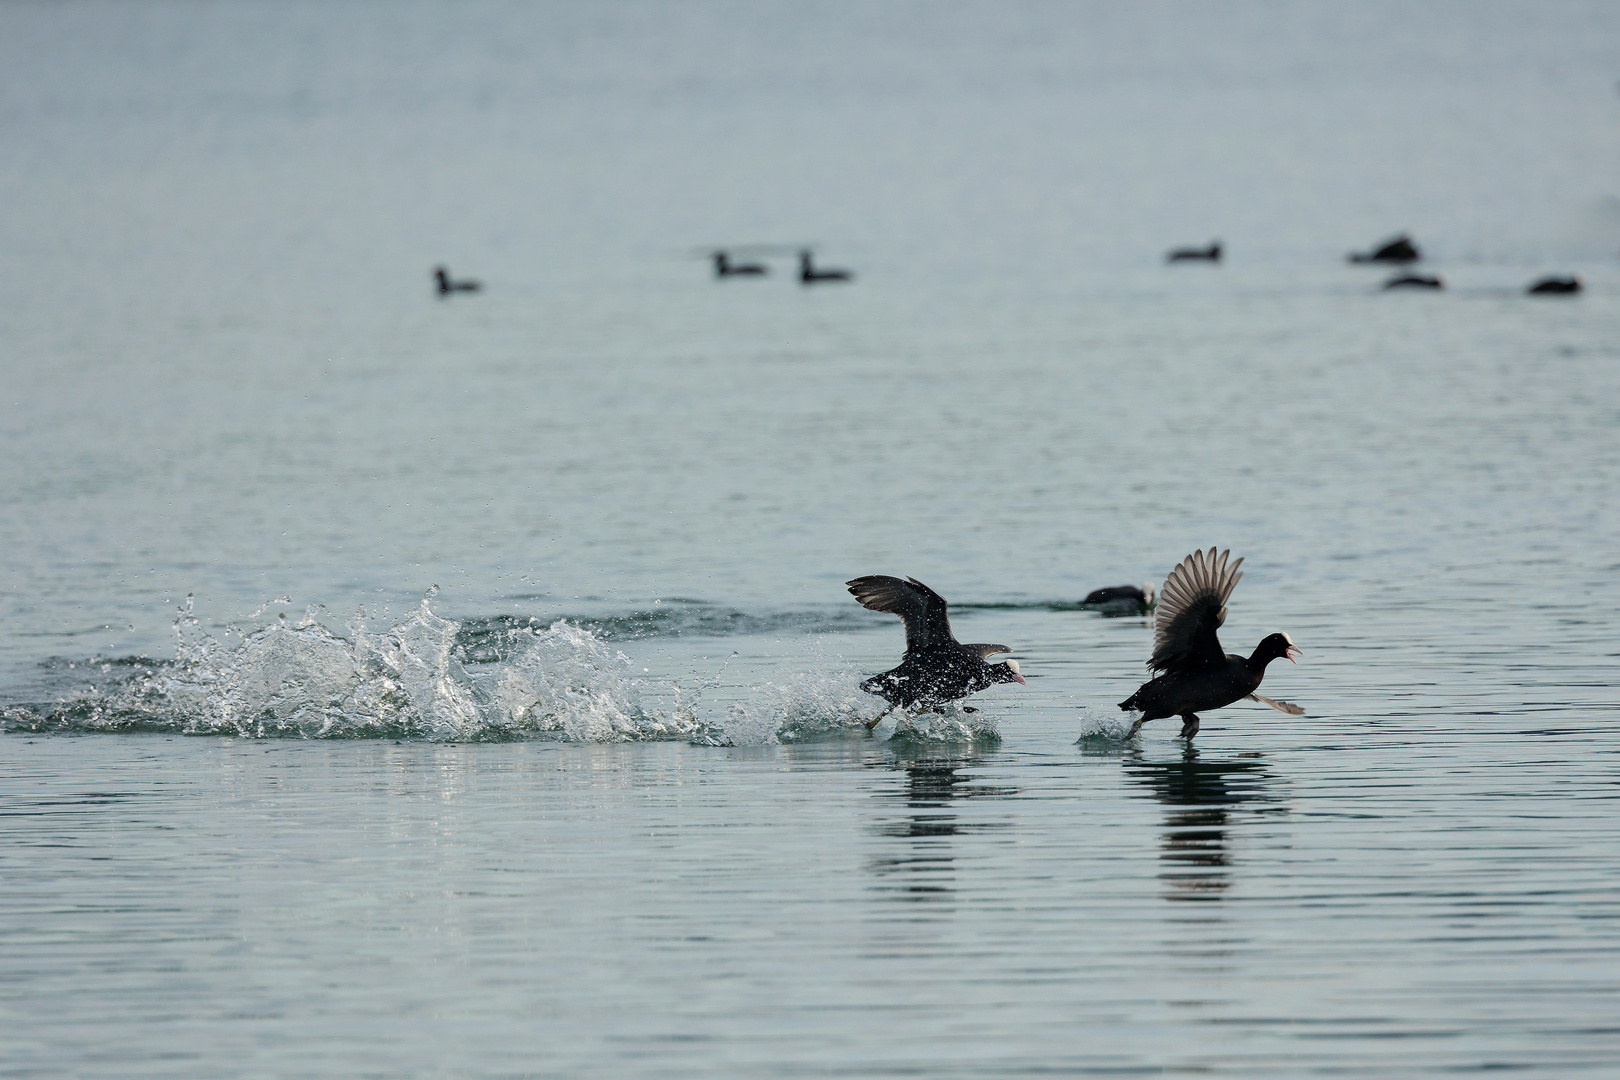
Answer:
[435, 233, 1583, 297]
[849, 547, 1302, 741]
[713, 249, 853, 284]
[1168, 232, 1583, 295]
[432, 250, 851, 297]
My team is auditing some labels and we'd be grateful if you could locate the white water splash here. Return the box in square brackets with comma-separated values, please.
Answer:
[890, 705, 1002, 744]
[1075, 705, 1135, 742]
[6, 594, 708, 742]
[704, 666, 873, 746]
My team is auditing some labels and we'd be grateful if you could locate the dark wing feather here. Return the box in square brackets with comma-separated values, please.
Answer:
[846, 576, 955, 652]
[1149, 548, 1244, 673]
[967, 643, 1012, 659]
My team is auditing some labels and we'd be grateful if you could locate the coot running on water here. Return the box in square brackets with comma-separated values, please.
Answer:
[1081, 583, 1156, 614]
[1118, 548, 1302, 740]
[848, 575, 1025, 729]
[434, 266, 482, 295]
[1527, 275, 1581, 295]
[800, 250, 853, 284]
[712, 252, 768, 278]
[1166, 241, 1222, 263]
[1348, 234, 1420, 264]
[1383, 273, 1442, 290]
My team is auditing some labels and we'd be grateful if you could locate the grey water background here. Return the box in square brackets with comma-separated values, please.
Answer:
[5, 1, 1620, 1075]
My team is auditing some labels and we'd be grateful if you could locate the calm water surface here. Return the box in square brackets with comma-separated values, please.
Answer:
[3, 2, 1620, 1075]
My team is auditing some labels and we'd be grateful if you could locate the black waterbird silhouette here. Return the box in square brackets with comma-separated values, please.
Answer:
[1080, 583, 1156, 614]
[434, 266, 482, 295]
[1527, 275, 1581, 295]
[1383, 272, 1442, 290]
[712, 251, 768, 278]
[848, 576, 1024, 729]
[799, 250, 852, 284]
[1118, 548, 1302, 739]
[1167, 241, 1222, 263]
[1348, 233, 1420, 264]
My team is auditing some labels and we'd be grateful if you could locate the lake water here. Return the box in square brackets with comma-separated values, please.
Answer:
[4, 2, 1620, 1075]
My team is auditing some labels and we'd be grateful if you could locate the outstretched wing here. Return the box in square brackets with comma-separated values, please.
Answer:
[846, 576, 954, 652]
[967, 643, 1012, 659]
[1250, 693, 1305, 716]
[1149, 548, 1244, 673]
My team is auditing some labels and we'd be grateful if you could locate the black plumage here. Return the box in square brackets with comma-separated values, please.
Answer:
[1166, 241, 1222, 263]
[1348, 233, 1420, 264]
[1383, 272, 1442, 290]
[1081, 582, 1156, 613]
[848, 575, 1025, 728]
[1527, 275, 1581, 295]
[1118, 548, 1302, 739]
[713, 251, 768, 277]
[434, 266, 482, 294]
[800, 250, 852, 284]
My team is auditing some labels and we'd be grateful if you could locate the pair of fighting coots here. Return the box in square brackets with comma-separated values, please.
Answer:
[849, 547, 1303, 740]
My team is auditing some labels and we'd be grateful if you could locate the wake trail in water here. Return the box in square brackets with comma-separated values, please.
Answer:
[2, 594, 700, 742]
[1, 594, 1003, 745]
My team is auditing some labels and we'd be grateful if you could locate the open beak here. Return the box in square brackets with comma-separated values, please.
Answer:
[1286, 644, 1303, 664]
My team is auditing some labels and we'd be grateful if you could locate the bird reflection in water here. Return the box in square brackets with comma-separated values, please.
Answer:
[1122, 746, 1278, 901]
[865, 746, 1017, 904]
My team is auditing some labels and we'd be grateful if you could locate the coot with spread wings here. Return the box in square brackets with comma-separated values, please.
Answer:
[848, 575, 1025, 728]
[1118, 549, 1302, 739]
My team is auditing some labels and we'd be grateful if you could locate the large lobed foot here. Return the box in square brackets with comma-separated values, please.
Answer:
[1178, 713, 1200, 739]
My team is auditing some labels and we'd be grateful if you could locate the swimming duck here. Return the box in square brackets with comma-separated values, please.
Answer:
[1527, 275, 1581, 295]
[1349, 234, 1421, 264]
[713, 252, 768, 278]
[800, 250, 853, 284]
[848, 575, 1024, 728]
[1118, 548, 1302, 739]
[1167, 241, 1222, 263]
[1081, 583, 1157, 613]
[434, 266, 482, 295]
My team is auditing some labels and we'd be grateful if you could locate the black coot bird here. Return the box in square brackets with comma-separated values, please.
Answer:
[848, 575, 1025, 728]
[434, 266, 482, 295]
[1383, 272, 1442, 290]
[1081, 582, 1157, 613]
[1167, 241, 1222, 263]
[712, 251, 768, 278]
[1118, 548, 1302, 740]
[1348, 234, 1420, 264]
[1527, 275, 1581, 295]
[800, 250, 853, 284]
